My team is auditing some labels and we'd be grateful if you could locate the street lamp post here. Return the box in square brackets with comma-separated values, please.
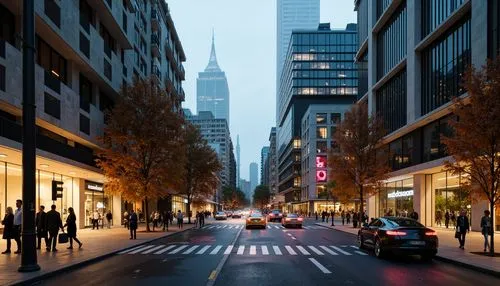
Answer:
[18, 0, 40, 272]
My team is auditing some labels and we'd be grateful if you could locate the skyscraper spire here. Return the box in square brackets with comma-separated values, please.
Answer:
[205, 29, 221, 72]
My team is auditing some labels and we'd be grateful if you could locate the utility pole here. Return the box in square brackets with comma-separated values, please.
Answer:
[18, 0, 40, 272]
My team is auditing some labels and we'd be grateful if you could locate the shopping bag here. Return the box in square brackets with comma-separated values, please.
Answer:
[58, 232, 69, 243]
[454, 231, 460, 239]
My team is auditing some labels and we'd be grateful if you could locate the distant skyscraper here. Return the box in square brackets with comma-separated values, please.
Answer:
[249, 162, 258, 193]
[260, 147, 270, 185]
[197, 32, 230, 125]
[236, 135, 241, 188]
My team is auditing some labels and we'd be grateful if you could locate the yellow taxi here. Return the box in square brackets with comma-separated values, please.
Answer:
[245, 212, 267, 229]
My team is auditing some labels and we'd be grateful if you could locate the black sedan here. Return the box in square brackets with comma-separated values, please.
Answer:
[357, 217, 438, 260]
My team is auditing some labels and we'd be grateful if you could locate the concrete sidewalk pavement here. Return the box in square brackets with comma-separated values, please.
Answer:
[0, 220, 200, 286]
[315, 220, 500, 277]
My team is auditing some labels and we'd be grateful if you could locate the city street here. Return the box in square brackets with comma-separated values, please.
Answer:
[32, 219, 500, 286]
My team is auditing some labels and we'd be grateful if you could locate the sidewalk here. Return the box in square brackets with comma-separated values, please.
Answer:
[0, 220, 198, 286]
[315, 220, 500, 277]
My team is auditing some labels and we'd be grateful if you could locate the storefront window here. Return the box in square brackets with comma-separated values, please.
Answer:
[84, 181, 105, 227]
[432, 171, 471, 228]
[6, 163, 22, 210]
[0, 163, 5, 227]
[379, 178, 414, 217]
[172, 195, 187, 214]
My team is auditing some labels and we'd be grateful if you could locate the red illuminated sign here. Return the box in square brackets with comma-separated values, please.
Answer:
[316, 156, 327, 168]
[316, 170, 327, 182]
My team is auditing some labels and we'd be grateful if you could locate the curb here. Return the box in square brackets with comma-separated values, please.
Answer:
[12, 225, 198, 286]
[314, 223, 500, 278]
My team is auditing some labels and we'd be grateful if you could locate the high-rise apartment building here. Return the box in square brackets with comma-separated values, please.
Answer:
[236, 135, 240, 187]
[0, 0, 185, 228]
[356, 0, 497, 231]
[260, 146, 270, 185]
[277, 23, 358, 212]
[268, 127, 282, 208]
[196, 33, 230, 125]
[249, 162, 258, 194]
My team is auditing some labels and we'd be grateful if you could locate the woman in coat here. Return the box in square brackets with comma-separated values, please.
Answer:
[64, 207, 82, 249]
[1, 207, 14, 254]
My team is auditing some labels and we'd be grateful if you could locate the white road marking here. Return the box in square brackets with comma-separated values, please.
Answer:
[237, 245, 245, 255]
[330, 246, 351, 255]
[227, 226, 233, 229]
[169, 245, 188, 254]
[307, 246, 324, 255]
[274, 226, 280, 229]
[267, 225, 272, 229]
[320, 246, 338, 255]
[273, 246, 282, 255]
[296, 246, 311, 255]
[224, 245, 234, 255]
[196, 245, 211, 255]
[118, 245, 148, 254]
[287, 233, 292, 236]
[309, 258, 332, 274]
[128, 245, 155, 254]
[216, 225, 222, 229]
[355, 251, 368, 256]
[141, 245, 165, 254]
[210, 245, 223, 255]
[350, 245, 359, 249]
[250, 245, 257, 255]
[261, 245, 269, 255]
[302, 226, 310, 229]
[154, 245, 176, 254]
[280, 226, 285, 229]
[206, 226, 215, 229]
[285, 245, 297, 255]
[291, 237, 296, 240]
[183, 245, 200, 254]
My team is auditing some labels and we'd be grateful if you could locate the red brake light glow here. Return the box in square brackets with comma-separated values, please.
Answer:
[285, 218, 291, 221]
[298, 218, 303, 221]
[386, 230, 406, 236]
[425, 231, 437, 236]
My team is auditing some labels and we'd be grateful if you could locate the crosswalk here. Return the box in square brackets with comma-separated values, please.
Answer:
[118, 244, 367, 257]
[198, 224, 325, 230]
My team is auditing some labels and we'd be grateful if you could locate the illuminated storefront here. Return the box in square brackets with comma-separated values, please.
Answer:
[378, 178, 414, 217]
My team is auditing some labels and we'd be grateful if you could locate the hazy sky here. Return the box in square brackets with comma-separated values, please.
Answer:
[168, 0, 356, 181]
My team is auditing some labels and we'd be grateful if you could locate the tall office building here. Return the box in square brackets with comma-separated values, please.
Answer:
[356, 0, 496, 231]
[197, 33, 230, 125]
[249, 162, 259, 193]
[268, 127, 282, 208]
[260, 146, 270, 185]
[277, 23, 358, 212]
[236, 135, 241, 188]
[0, 0, 185, 228]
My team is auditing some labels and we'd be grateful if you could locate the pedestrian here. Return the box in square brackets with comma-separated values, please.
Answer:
[1, 207, 14, 254]
[330, 210, 335, 226]
[341, 210, 345, 225]
[35, 205, 48, 250]
[177, 210, 184, 229]
[123, 210, 129, 229]
[352, 212, 358, 228]
[456, 209, 470, 249]
[321, 211, 325, 222]
[169, 210, 174, 225]
[162, 211, 169, 231]
[315, 211, 318, 221]
[445, 211, 450, 228]
[410, 209, 419, 220]
[153, 211, 160, 231]
[436, 210, 442, 226]
[11, 199, 22, 254]
[92, 210, 100, 230]
[199, 211, 205, 227]
[106, 210, 113, 229]
[129, 209, 138, 239]
[45, 204, 64, 252]
[480, 210, 492, 252]
[64, 207, 82, 249]
[346, 212, 351, 224]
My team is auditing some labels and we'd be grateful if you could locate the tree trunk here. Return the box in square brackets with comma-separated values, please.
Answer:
[359, 184, 364, 228]
[187, 196, 192, 224]
[144, 196, 151, 232]
[490, 199, 495, 256]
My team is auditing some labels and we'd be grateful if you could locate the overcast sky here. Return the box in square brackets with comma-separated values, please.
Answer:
[168, 0, 356, 181]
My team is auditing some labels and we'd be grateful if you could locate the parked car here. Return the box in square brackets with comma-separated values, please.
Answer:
[267, 209, 283, 222]
[232, 211, 242, 218]
[281, 213, 303, 228]
[245, 212, 267, 229]
[215, 211, 228, 220]
[225, 211, 233, 218]
[357, 217, 438, 260]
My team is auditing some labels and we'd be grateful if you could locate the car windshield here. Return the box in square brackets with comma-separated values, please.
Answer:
[384, 218, 424, 228]
[251, 213, 262, 217]
[272, 210, 281, 214]
[217, 212, 225, 215]
[287, 214, 298, 218]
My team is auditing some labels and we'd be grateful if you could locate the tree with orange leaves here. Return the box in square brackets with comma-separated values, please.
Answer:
[442, 58, 500, 256]
[97, 78, 185, 232]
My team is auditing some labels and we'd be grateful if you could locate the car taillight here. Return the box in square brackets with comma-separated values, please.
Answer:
[285, 218, 291, 221]
[298, 218, 303, 221]
[425, 231, 437, 236]
[386, 230, 406, 236]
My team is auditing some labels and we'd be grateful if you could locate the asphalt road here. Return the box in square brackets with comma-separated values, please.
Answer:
[33, 218, 500, 286]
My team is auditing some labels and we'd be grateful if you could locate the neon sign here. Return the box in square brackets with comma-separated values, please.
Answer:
[316, 156, 327, 168]
[316, 170, 327, 182]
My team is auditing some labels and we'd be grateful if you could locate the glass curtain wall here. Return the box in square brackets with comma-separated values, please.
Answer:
[378, 178, 414, 217]
[432, 171, 471, 228]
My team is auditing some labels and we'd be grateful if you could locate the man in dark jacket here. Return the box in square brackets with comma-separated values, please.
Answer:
[35, 205, 48, 250]
[45, 204, 63, 252]
[129, 209, 138, 239]
[456, 210, 470, 249]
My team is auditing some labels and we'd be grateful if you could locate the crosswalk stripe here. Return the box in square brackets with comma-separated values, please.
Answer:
[183, 245, 200, 254]
[250, 245, 257, 255]
[224, 245, 234, 255]
[216, 225, 222, 229]
[118, 245, 148, 254]
[142, 245, 165, 254]
[355, 250, 368, 256]
[274, 226, 279, 229]
[169, 245, 189, 254]
[309, 258, 332, 274]
[280, 225, 285, 229]
[320, 246, 338, 255]
[221, 225, 227, 228]
[350, 245, 359, 249]
[307, 246, 324, 255]
[330, 246, 351, 255]
[196, 245, 211, 255]
[206, 226, 214, 229]
[227, 226, 233, 229]
[285, 245, 297, 255]
[302, 226, 310, 229]
[237, 245, 245, 255]
[154, 245, 176, 254]
[296, 246, 311, 255]
[128, 245, 155, 254]
[267, 225, 271, 229]
[262, 245, 269, 255]
[273, 246, 282, 255]
[210, 245, 223, 255]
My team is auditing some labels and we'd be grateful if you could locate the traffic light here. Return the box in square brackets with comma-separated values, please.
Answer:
[52, 180, 63, 201]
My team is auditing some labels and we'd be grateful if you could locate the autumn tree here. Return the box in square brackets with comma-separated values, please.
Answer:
[223, 186, 249, 209]
[97, 78, 185, 232]
[442, 58, 500, 256]
[180, 123, 222, 223]
[328, 103, 389, 224]
[253, 185, 271, 210]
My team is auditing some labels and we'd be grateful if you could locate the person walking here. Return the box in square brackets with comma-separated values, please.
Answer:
[177, 210, 184, 229]
[199, 211, 205, 227]
[330, 210, 335, 226]
[352, 212, 359, 228]
[12, 199, 22, 254]
[480, 210, 492, 252]
[35, 205, 48, 250]
[106, 211, 113, 229]
[129, 209, 138, 240]
[346, 212, 351, 225]
[153, 211, 160, 231]
[315, 211, 318, 221]
[1, 207, 14, 254]
[92, 210, 100, 230]
[123, 210, 129, 229]
[445, 211, 450, 228]
[341, 210, 345, 225]
[64, 207, 82, 249]
[45, 204, 64, 252]
[194, 211, 200, 228]
[169, 210, 174, 225]
[162, 211, 169, 231]
[456, 210, 470, 249]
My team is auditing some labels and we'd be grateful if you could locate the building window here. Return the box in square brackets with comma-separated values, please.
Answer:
[316, 127, 328, 139]
[316, 113, 327, 124]
[376, 69, 407, 133]
[0, 4, 15, 47]
[36, 36, 67, 84]
[44, 0, 60, 28]
[79, 73, 92, 112]
[357, 0, 369, 44]
[377, 0, 393, 19]
[0, 64, 5, 92]
[316, 141, 327, 153]
[43, 93, 60, 119]
[378, 179, 414, 217]
[431, 172, 471, 228]
[330, 113, 341, 124]
[122, 11, 128, 33]
[421, 16, 471, 115]
[422, 0, 466, 37]
[100, 24, 115, 58]
[79, 0, 94, 33]
[357, 51, 368, 96]
[104, 59, 112, 81]
[80, 32, 90, 58]
[80, 114, 90, 135]
[488, 0, 500, 58]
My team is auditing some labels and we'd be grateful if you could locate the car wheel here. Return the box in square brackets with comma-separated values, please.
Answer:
[374, 239, 385, 259]
[358, 234, 365, 249]
[421, 253, 436, 261]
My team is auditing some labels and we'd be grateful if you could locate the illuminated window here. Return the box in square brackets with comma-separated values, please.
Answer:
[293, 139, 301, 148]
[294, 177, 302, 187]
[316, 127, 327, 139]
[316, 113, 327, 124]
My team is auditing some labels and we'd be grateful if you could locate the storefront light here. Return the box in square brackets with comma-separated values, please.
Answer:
[0, 153, 7, 158]
[40, 164, 49, 168]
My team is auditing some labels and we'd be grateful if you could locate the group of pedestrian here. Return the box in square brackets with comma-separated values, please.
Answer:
[195, 211, 206, 228]
[90, 210, 113, 230]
